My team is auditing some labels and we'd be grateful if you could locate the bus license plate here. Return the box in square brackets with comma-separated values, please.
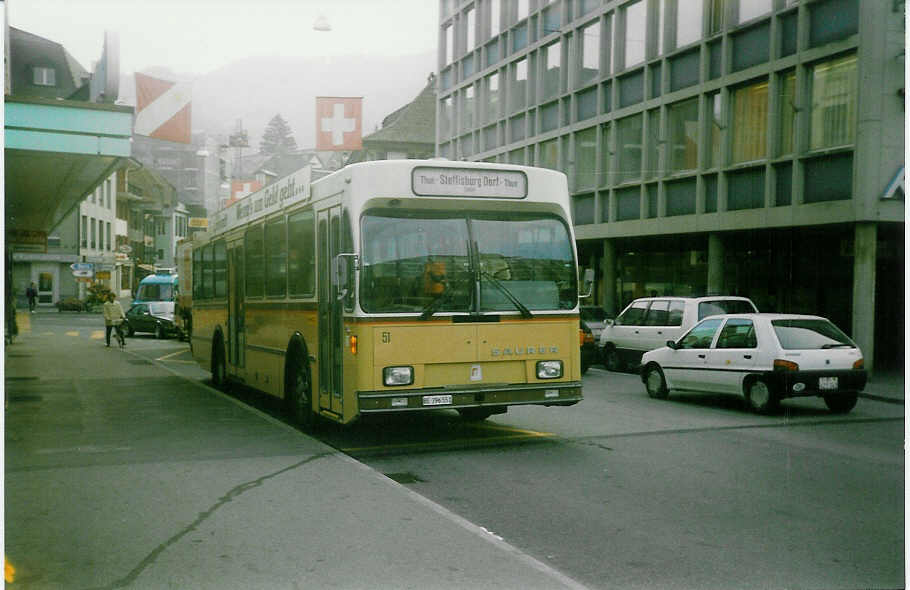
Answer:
[422, 394, 453, 406]
[819, 376, 838, 391]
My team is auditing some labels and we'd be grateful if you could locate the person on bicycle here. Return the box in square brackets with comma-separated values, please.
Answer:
[26, 282, 37, 313]
[102, 292, 126, 347]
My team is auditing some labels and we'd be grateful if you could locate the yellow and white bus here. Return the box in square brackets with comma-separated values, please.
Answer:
[189, 159, 587, 430]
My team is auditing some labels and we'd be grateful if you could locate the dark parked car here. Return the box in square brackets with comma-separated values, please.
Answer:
[580, 306, 609, 343]
[580, 321, 597, 375]
[124, 301, 181, 339]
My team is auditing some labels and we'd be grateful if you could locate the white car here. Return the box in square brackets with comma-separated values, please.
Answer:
[599, 296, 758, 372]
[639, 313, 867, 414]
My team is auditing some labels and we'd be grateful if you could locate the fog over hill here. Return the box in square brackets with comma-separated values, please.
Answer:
[121, 51, 436, 149]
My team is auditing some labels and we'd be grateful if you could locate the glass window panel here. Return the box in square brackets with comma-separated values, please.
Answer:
[577, 85, 597, 120]
[214, 240, 227, 298]
[678, 318, 723, 348]
[581, 0, 600, 15]
[809, 0, 858, 47]
[510, 58, 528, 112]
[485, 73, 500, 123]
[709, 0, 725, 34]
[804, 153, 852, 203]
[578, 22, 600, 86]
[486, 39, 500, 67]
[810, 54, 857, 150]
[446, 25, 454, 64]
[462, 86, 475, 131]
[513, 21, 528, 52]
[467, 7, 476, 50]
[491, 0, 501, 35]
[728, 167, 765, 210]
[516, 0, 529, 21]
[731, 80, 768, 163]
[543, 3, 560, 34]
[539, 138, 559, 169]
[245, 225, 264, 297]
[576, 127, 597, 189]
[541, 101, 559, 132]
[780, 11, 798, 57]
[573, 193, 595, 225]
[203, 244, 214, 299]
[775, 163, 793, 207]
[600, 123, 612, 187]
[616, 114, 643, 183]
[676, 0, 703, 47]
[616, 187, 641, 220]
[265, 218, 287, 297]
[668, 98, 699, 172]
[624, 0, 646, 69]
[463, 53, 476, 78]
[484, 124, 498, 150]
[666, 178, 696, 215]
[619, 69, 644, 107]
[646, 183, 659, 217]
[192, 248, 202, 298]
[440, 96, 453, 139]
[669, 49, 700, 91]
[737, 0, 771, 23]
[509, 148, 525, 164]
[704, 174, 718, 212]
[510, 114, 526, 142]
[542, 42, 561, 100]
[646, 108, 660, 180]
[731, 22, 769, 72]
[778, 70, 796, 156]
[288, 210, 315, 296]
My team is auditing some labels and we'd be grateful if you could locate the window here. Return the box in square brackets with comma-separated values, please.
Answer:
[678, 318, 722, 348]
[81, 215, 87, 248]
[466, 6, 476, 52]
[731, 80, 768, 163]
[645, 109, 660, 179]
[106, 222, 111, 251]
[616, 187, 641, 220]
[676, 0, 703, 48]
[778, 71, 796, 156]
[578, 21, 601, 86]
[202, 244, 214, 299]
[157, 249, 164, 261]
[445, 24, 454, 64]
[540, 102, 559, 132]
[485, 73, 500, 124]
[105, 179, 112, 208]
[616, 114, 643, 183]
[288, 210, 316, 297]
[708, 0, 724, 34]
[490, 0, 501, 37]
[510, 58, 528, 112]
[716, 319, 757, 348]
[245, 225, 264, 297]
[542, 41, 561, 100]
[32, 66, 56, 86]
[515, 0, 529, 22]
[600, 123, 612, 187]
[737, 0, 771, 23]
[668, 98, 699, 172]
[707, 92, 722, 167]
[90, 218, 97, 250]
[462, 86, 475, 131]
[440, 96, 454, 138]
[543, 1, 560, 34]
[575, 127, 597, 189]
[623, 0, 646, 69]
[265, 217, 287, 297]
[539, 138, 559, 170]
[193, 248, 202, 298]
[643, 300, 670, 325]
[616, 299, 650, 325]
[809, 54, 857, 150]
[667, 300, 685, 325]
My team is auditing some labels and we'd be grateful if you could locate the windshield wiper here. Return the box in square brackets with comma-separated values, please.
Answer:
[419, 291, 452, 320]
[821, 343, 854, 349]
[480, 270, 532, 319]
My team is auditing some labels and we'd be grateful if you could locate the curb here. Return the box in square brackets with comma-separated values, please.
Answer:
[859, 393, 904, 405]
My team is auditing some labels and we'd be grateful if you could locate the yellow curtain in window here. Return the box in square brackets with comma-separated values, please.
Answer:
[732, 81, 768, 163]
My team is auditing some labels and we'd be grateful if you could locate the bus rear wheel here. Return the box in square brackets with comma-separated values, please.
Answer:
[286, 355, 315, 432]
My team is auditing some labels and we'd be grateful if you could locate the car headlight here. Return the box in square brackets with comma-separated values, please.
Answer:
[536, 360, 563, 379]
[383, 366, 414, 386]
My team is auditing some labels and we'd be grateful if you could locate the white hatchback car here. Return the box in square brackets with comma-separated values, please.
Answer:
[639, 313, 867, 414]
[598, 296, 758, 372]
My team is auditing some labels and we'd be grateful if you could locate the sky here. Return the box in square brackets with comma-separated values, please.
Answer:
[7, 0, 439, 78]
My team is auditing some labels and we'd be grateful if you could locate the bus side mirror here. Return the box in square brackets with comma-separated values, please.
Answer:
[333, 254, 359, 302]
[579, 268, 594, 299]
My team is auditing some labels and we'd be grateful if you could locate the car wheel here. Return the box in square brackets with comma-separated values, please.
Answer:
[603, 347, 625, 372]
[644, 364, 668, 400]
[286, 350, 316, 432]
[155, 323, 164, 339]
[824, 391, 858, 414]
[211, 340, 227, 389]
[458, 407, 495, 421]
[745, 378, 779, 414]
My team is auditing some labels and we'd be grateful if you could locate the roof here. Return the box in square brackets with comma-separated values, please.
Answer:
[362, 74, 436, 147]
[8, 27, 89, 99]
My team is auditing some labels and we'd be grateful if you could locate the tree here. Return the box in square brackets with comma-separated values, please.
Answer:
[259, 114, 298, 155]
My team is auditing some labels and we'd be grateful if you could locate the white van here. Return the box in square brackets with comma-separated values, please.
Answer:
[598, 296, 758, 371]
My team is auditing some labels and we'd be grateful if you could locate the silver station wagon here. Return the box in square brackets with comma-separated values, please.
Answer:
[639, 313, 867, 414]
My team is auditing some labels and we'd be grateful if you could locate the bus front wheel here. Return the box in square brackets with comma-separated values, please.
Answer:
[286, 354, 316, 432]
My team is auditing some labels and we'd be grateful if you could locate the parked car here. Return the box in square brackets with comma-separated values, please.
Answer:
[580, 321, 597, 375]
[639, 313, 866, 414]
[580, 306, 609, 343]
[598, 296, 758, 372]
[124, 301, 181, 339]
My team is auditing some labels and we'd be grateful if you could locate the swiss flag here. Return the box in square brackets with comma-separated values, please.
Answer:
[315, 97, 362, 151]
[134, 73, 192, 144]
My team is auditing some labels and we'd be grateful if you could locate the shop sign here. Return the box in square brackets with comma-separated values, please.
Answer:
[7, 230, 47, 253]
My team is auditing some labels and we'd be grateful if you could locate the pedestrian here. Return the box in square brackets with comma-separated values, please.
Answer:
[25, 282, 37, 313]
[102, 293, 126, 347]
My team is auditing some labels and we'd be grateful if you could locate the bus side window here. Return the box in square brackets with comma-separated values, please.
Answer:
[288, 210, 315, 297]
[245, 225, 264, 297]
[202, 244, 214, 299]
[213, 240, 227, 298]
[192, 248, 202, 298]
[265, 217, 287, 298]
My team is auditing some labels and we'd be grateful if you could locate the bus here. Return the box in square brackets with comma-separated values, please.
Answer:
[189, 159, 588, 430]
[134, 269, 179, 304]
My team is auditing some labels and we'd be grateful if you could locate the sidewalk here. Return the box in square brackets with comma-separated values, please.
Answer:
[4, 320, 587, 589]
[861, 369, 905, 404]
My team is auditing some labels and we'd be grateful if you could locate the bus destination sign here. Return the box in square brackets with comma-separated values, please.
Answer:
[412, 167, 527, 199]
[211, 166, 312, 235]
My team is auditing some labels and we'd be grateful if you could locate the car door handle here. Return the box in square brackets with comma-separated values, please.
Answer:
[743, 354, 752, 359]
[698, 354, 706, 359]
[656, 331, 662, 334]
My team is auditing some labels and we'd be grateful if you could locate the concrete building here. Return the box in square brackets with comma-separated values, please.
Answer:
[436, 0, 904, 371]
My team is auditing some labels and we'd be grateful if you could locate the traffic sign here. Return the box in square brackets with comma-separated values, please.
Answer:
[70, 263, 94, 271]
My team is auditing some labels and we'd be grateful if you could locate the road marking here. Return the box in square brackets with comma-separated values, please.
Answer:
[156, 349, 190, 361]
[472, 422, 555, 437]
[90, 330, 104, 339]
[65, 331, 79, 337]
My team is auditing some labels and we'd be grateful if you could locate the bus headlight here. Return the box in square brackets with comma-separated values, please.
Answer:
[536, 360, 563, 379]
[383, 366, 414, 386]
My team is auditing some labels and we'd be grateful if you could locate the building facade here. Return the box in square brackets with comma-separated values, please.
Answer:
[437, 0, 904, 371]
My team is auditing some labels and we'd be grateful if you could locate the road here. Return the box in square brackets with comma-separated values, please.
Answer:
[8, 312, 905, 589]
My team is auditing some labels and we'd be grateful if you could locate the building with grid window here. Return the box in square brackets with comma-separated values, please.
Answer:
[436, 0, 905, 371]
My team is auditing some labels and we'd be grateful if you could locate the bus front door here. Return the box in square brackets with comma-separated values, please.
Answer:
[318, 206, 344, 416]
[228, 244, 245, 369]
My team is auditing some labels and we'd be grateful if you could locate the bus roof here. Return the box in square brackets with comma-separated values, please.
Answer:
[207, 159, 571, 239]
[139, 273, 179, 284]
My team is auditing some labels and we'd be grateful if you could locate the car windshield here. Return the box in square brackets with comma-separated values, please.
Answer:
[149, 302, 174, 315]
[136, 282, 174, 301]
[771, 319, 855, 350]
[698, 299, 756, 320]
[360, 210, 577, 314]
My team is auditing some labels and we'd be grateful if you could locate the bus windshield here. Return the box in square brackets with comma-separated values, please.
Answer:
[360, 210, 576, 314]
[136, 282, 174, 302]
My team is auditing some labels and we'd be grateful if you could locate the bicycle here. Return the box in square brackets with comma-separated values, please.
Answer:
[113, 322, 126, 349]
